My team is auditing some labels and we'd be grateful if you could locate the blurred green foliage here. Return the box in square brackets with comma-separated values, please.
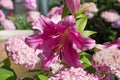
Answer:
[8, 14, 32, 30]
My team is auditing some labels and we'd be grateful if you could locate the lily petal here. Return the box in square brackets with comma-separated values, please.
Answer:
[32, 15, 56, 33]
[25, 34, 43, 49]
[41, 55, 59, 68]
[69, 30, 96, 50]
[62, 39, 82, 67]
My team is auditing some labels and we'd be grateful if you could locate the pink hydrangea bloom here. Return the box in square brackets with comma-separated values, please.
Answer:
[65, 0, 81, 14]
[92, 49, 120, 79]
[115, 70, 120, 79]
[0, 0, 14, 10]
[49, 67, 99, 80]
[5, 36, 41, 69]
[1, 19, 16, 30]
[0, 10, 6, 22]
[27, 10, 40, 22]
[25, 12, 96, 68]
[49, 60, 64, 74]
[24, 0, 37, 10]
[16, 78, 23, 80]
[101, 10, 119, 22]
[112, 17, 120, 28]
[117, 0, 120, 3]
[82, 2, 98, 19]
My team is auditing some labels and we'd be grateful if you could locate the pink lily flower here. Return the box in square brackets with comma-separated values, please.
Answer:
[65, 0, 81, 14]
[24, 0, 37, 10]
[47, 5, 63, 18]
[25, 14, 95, 68]
[105, 37, 120, 49]
[95, 37, 120, 52]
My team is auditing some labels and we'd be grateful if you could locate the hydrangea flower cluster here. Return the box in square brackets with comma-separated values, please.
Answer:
[0, 0, 14, 10]
[5, 36, 40, 69]
[117, 0, 120, 3]
[1, 19, 16, 30]
[100, 9, 120, 28]
[26, 10, 40, 23]
[49, 67, 99, 80]
[24, 0, 40, 23]
[101, 10, 120, 23]
[92, 49, 120, 79]
[49, 60, 64, 74]
[24, 0, 37, 10]
[112, 17, 120, 28]
[82, 2, 98, 19]
[0, 10, 6, 22]
[0, 1, 15, 30]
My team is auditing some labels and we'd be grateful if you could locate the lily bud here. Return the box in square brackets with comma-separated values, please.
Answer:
[65, 0, 80, 14]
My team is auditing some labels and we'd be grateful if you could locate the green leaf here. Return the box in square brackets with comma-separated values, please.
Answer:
[82, 30, 97, 37]
[0, 67, 16, 80]
[38, 74, 48, 80]
[76, 14, 88, 33]
[80, 52, 92, 69]
[75, 6, 91, 17]
[62, 4, 69, 18]
[8, 14, 32, 30]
